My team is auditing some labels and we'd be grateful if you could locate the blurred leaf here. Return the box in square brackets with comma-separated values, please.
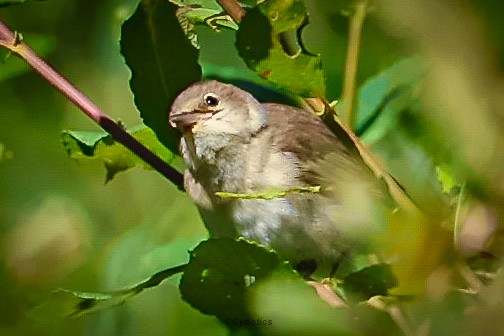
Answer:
[436, 165, 461, 195]
[250, 274, 357, 335]
[350, 303, 403, 336]
[61, 125, 176, 182]
[179, 238, 295, 324]
[236, 1, 325, 97]
[379, 212, 454, 296]
[0, 0, 46, 7]
[121, 0, 202, 154]
[0, 34, 55, 81]
[336, 254, 383, 279]
[339, 264, 397, 301]
[252, 271, 401, 335]
[31, 264, 185, 319]
[0, 142, 9, 160]
[352, 57, 427, 143]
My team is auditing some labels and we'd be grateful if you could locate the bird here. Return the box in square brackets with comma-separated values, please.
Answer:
[169, 80, 388, 277]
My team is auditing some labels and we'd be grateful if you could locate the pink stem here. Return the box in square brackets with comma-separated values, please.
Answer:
[0, 20, 184, 190]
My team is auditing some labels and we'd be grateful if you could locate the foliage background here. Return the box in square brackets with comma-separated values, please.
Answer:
[1, 0, 504, 335]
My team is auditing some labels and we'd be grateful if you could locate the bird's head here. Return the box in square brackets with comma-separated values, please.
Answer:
[169, 81, 267, 136]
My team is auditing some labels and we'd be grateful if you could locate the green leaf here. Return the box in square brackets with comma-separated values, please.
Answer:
[0, 0, 46, 7]
[167, 0, 219, 7]
[61, 126, 176, 182]
[436, 165, 461, 195]
[121, 0, 202, 154]
[250, 274, 356, 335]
[186, 8, 238, 30]
[170, 0, 237, 28]
[352, 57, 427, 143]
[0, 34, 55, 82]
[172, 1, 238, 49]
[179, 238, 295, 324]
[238, 0, 261, 6]
[339, 264, 398, 301]
[236, 1, 325, 97]
[0, 143, 11, 161]
[31, 264, 185, 319]
[215, 185, 320, 200]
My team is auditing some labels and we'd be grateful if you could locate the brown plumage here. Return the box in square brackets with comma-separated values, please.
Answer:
[169, 81, 387, 276]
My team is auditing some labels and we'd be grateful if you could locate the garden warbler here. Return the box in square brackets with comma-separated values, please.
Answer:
[169, 81, 387, 276]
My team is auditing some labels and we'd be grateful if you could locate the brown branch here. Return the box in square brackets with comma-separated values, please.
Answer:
[0, 20, 184, 190]
[215, 0, 246, 23]
[342, 0, 368, 129]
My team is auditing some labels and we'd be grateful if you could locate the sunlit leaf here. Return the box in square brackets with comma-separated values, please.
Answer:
[167, 0, 218, 7]
[436, 165, 462, 195]
[172, 0, 239, 49]
[61, 126, 176, 182]
[120, 0, 202, 154]
[377, 212, 454, 296]
[215, 185, 320, 200]
[236, 1, 325, 97]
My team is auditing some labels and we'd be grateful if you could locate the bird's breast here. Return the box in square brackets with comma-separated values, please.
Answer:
[187, 132, 250, 194]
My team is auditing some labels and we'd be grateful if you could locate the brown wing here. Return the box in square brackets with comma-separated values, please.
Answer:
[263, 103, 359, 185]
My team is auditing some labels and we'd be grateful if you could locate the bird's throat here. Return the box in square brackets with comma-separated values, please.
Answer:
[189, 132, 250, 194]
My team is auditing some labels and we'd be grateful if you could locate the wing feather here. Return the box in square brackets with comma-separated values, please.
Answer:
[263, 103, 358, 185]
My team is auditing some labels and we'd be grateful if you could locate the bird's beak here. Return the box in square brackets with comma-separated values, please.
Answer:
[169, 111, 213, 131]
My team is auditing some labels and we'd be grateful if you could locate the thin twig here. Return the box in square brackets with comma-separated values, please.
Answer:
[342, 0, 368, 129]
[0, 20, 184, 190]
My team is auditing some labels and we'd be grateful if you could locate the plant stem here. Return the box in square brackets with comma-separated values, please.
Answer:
[215, 0, 245, 23]
[0, 20, 184, 190]
[342, 0, 368, 129]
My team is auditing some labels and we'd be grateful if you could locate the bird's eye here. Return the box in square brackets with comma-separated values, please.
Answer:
[203, 93, 220, 107]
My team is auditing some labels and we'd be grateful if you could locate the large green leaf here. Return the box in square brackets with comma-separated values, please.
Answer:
[0, 143, 6, 160]
[179, 238, 296, 325]
[120, 0, 202, 154]
[0, 0, 46, 7]
[236, 0, 325, 97]
[61, 126, 177, 182]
